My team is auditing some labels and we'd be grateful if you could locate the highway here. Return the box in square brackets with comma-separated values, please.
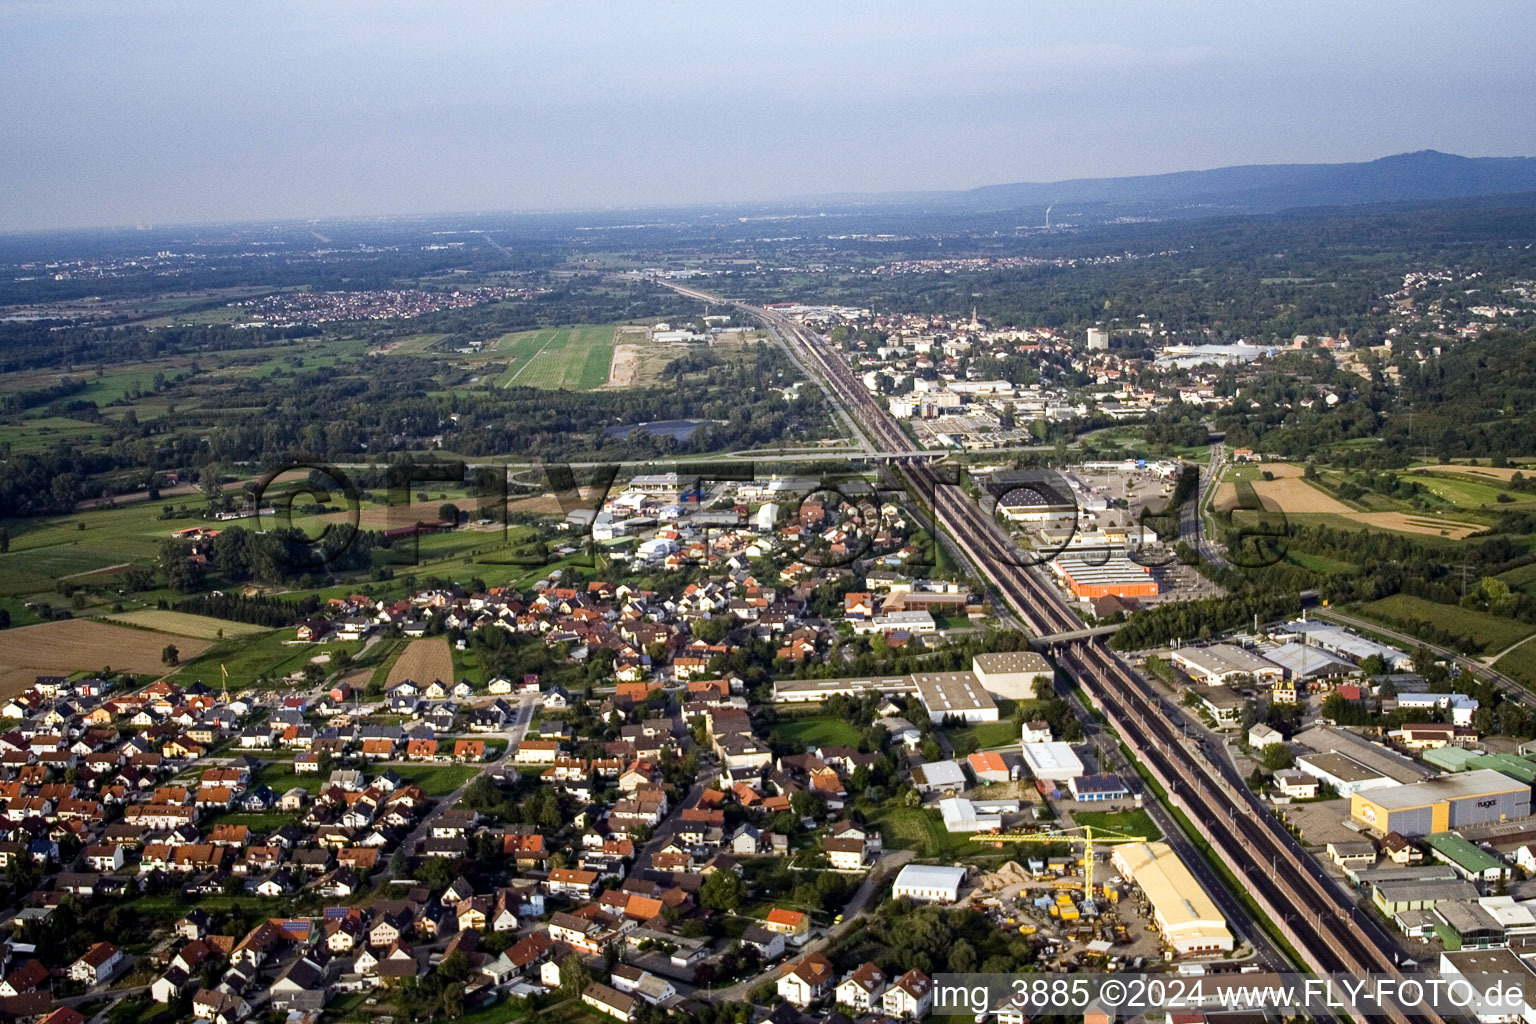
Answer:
[658, 279, 1443, 1023]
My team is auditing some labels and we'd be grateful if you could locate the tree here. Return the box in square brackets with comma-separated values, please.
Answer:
[700, 869, 742, 912]
[439, 503, 460, 525]
[161, 644, 180, 667]
[1259, 743, 1295, 772]
[557, 953, 591, 998]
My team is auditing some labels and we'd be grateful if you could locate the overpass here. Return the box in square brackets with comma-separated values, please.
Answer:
[1029, 623, 1124, 646]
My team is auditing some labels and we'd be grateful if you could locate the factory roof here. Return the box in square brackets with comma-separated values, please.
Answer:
[1262, 642, 1355, 678]
[1357, 769, 1529, 811]
[1020, 742, 1085, 777]
[1112, 842, 1232, 946]
[1297, 751, 1390, 785]
[893, 863, 967, 891]
[912, 671, 998, 717]
[1374, 879, 1480, 904]
[1424, 833, 1504, 875]
[1421, 747, 1482, 773]
[1172, 644, 1279, 678]
[972, 651, 1052, 676]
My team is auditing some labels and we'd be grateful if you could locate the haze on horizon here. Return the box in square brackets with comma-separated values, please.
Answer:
[3, 0, 1534, 232]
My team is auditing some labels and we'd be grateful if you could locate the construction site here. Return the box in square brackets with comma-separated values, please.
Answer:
[967, 827, 1245, 971]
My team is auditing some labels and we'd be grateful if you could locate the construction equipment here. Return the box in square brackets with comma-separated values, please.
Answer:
[971, 825, 1148, 899]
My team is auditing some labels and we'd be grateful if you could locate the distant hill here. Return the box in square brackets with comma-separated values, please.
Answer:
[828, 151, 1536, 217]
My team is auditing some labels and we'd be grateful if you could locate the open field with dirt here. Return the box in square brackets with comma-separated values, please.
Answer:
[385, 637, 454, 688]
[606, 343, 639, 387]
[1413, 464, 1527, 481]
[1351, 512, 1484, 538]
[1215, 464, 1351, 514]
[0, 620, 213, 696]
[105, 610, 269, 640]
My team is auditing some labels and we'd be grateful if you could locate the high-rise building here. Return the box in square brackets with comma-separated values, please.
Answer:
[1087, 327, 1110, 351]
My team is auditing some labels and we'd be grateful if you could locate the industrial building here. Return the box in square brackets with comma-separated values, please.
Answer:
[772, 676, 914, 704]
[972, 651, 1053, 700]
[892, 863, 967, 903]
[1021, 741, 1085, 782]
[989, 475, 1076, 522]
[1053, 555, 1160, 600]
[1261, 642, 1357, 683]
[1111, 842, 1234, 957]
[1351, 769, 1532, 837]
[1274, 620, 1415, 672]
[938, 797, 1003, 833]
[1069, 774, 1129, 802]
[911, 671, 999, 724]
[1295, 752, 1402, 797]
[1169, 644, 1284, 685]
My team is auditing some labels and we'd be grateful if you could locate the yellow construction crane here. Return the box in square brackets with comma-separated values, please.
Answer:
[971, 825, 1147, 898]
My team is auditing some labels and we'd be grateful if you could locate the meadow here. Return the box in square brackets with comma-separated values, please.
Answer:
[106, 609, 270, 639]
[495, 325, 616, 390]
[1358, 594, 1534, 653]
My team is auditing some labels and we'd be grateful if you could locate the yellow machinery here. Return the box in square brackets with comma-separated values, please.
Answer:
[972, 825, 1148, 899]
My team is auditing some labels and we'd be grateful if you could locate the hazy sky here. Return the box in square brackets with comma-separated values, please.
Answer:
[3, 1, 1533, 230]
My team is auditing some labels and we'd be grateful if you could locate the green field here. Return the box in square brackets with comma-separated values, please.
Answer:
[1358, 594, 1534, 653]
[168, 629, 363, 689]
[1499, 562, 1536, 597]
[1283, 550, 1358, 574]
[772, 715, 863, 750]
[944, 699, 1024, 751]
[867, 805, 989, 860]
[1069, 808, 1163, 841]
[395, 764, 480, 796]
[1408, 471, 1535, 510]
[495, 326, 615, 390]
[1494, 639, 1536, 691]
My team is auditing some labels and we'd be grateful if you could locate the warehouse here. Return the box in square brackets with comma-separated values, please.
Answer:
[1351, 769, 1532, 837]
[1169, 644, 1284, 686]
[913, 671, 999, 724]
[1021, 741, 1085, 782]
[1053, 555, 1160, 600]
[1261, 642, 1357, 683]
[892, 863, 967, 903]
[1111, 842, 1234, 957]
[1295, 752, 1401, 797]
[991, 477, 1076, 522]
[1423, 832, 1510, 883]
[772, 676, 914, 704]
[972, 651, 1054, 700]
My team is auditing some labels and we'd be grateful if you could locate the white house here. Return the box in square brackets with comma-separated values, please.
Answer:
[883, 969, 934, 1019]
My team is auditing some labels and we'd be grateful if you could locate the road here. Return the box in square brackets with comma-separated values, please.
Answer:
[384, 692, 537, 879]
[1181, 441, 1227, 570]
[1315, 607, 1527, 697]
[702, 849, 914, 1003]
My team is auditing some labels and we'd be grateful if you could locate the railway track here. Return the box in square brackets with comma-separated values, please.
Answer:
[664, 283, 1442, 1022]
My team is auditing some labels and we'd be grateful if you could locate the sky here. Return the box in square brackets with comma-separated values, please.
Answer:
[2, 0, 1534, 231]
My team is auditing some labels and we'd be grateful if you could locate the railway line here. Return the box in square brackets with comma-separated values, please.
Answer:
[662, 281, 1444, 1022]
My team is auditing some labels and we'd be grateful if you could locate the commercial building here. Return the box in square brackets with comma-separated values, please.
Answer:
[938, 797, 1003, 833]
[1053, 555, 1160, 600]
[1373, 879, 1480, 916]
[972, 651, 1053, 700]
[912, 671, 999, 724]
[1069, 774, 1129, 802]
[1021, 742, 1085, 782]
[1351, 769, 1532, 837]
[1170, 644, 1284, 686]
[1275, 621, 1415, 672]
[1295, 752, 1401, 798]
[1111, 842, 1234, 956]
[1396, 693, 1481, 727]
[892, 864, 967, 903]
[1438, 949, 1536, 1024]
[1423, 832, 1510, 883]
[1262, 642, 1356, 683]
[772, 676, 914, 704]
[991, 477, 1077, 522]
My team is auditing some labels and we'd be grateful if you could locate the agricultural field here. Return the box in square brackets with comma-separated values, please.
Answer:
[1283, 550, 1358, 574]
[1498, 562, 1536, 597]
[1494, 640, 1536, 691]
[386, 637, 455, 688]
[1405, 470, 1536, 510]
[0, 619, 214, 696]
[1214, 463, 1353, 515]
[495, 325, 616, 390]
[1357, 594, 1534, 654]
[771, 714, 864, 750]
[105, 609, 269, 640]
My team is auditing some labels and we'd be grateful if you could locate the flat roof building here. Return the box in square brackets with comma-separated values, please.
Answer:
[1352, 769, 1532, 837]
[1111, 842, 1234, 956]
[892, 864, 967, 903]
[772, 676, 914, 704]
[1021, 742, 1085, 782]
[1170, 644, 1284, 685]
[912, 671, 998, 724]
[1262, 642, 1356, 682]
[1053, 555, 1159, 600]
[972, 651, 1053, 700]
[1295, 752, 1401, 797]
